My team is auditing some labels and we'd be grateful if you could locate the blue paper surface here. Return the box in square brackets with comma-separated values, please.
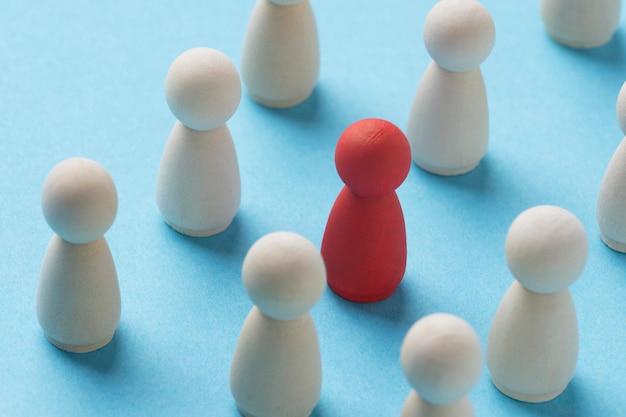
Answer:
[0, 1, 624, 416]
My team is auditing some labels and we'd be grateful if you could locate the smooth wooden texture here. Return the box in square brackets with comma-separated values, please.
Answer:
[407, 63, 488, 176]
[487, 206, 586, 402]
[241, 0, 319, 108]
[423, 0, 495, 73]
[241, 232, 327, 321]
[399, 313, 481, 417]
[487, 282, 578, 403]
[505, 206, 589, 294]
[42, 158, 118, 245]
[597, 81, 626, 252]
[158, 48, 242, 237]
[156, 122, 241, 237]
[231, 232, 325, 417]
[37, 235, 121, 353]
[321, 119, 410, 302]
[231, 308, 321, 417]
[408, 0, 494, 176]
[541, 0, 621, 49]
[164, 47, 242, 132]
[37, 157, 120, 353]
[597, 138, 626, 252]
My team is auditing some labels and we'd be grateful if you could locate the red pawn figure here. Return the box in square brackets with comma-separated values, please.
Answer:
[321, 118, 411, 302]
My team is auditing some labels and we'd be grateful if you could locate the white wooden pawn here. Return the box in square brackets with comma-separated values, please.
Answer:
[487, 206, 588, 402]
[156, 47, 242, 237]
[241, 0, 320, 108]
[37, 158, 120, 353]
[230, 231, 326, 417]
[407, 0, 495, 176]
[400, 313, 482, 417]
[541, 0, 620, 49]
[597, 81, 626, 252]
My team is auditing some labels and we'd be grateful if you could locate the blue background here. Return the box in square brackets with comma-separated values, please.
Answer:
[1, 1, 625, 415]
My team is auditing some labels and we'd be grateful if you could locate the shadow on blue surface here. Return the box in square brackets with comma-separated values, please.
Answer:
[311, 400, 331, 417]
[247, 85, 325, 125]
[596, 236, 626, 268]
[228, 395, 331, 417]
[411, 155, 543, 218]
[409, 157, 495, 208]
[488, 377, 609, 417]
[327, 274, 428, 328]
[424, 155, 495, 192]
[159, 212, 253, 261]
[47, 325, 125, 374]
[543, 28, 626, 89]
[566, 29, 626, 68]
[243, 83, 354, 143]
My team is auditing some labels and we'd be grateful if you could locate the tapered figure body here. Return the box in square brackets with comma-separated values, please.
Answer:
[407, 0, 495, 175]
[400, 313, 482, 417]
[231, 232, 326, 417]
[321, 118, 411, 302]
[157, 47, 242, 237]
[241, 0, 320, 108]
[597, 81, 626, 252]
[37, 158, 121, 353]
[487, 205, 588, 402]
[541, 0, 620, 48]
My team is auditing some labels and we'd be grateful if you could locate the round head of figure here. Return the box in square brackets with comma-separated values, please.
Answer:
[400, 313, 482, 405]
[42, 157, 118, 244]
[617, 81, 626, 135]
[505, 205, 588, 294]
[423, 0, 495, 72]
[335, 118, 411, 198]
[165, 47, 242, 131]
[242, 231, 327, 321]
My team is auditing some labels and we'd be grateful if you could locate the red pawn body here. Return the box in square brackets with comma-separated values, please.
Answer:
[322, 187, 407, 301]
[321, 118, 411, 302]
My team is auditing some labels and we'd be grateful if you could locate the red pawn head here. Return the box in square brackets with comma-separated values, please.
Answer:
[335, 118, 412, 197]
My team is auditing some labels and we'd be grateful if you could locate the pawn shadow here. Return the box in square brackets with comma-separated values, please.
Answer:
[327, 274, 430, 330]
[593, 234, 626, 269]
[245, 83, 349, 146]
[47, 324, 125, 375]
[561, 28, 626, 69]
[408, 154, 542, 218]
[160, 211, 254, 262]
[491, 378, 603, 417]
[543, 28, 626, 95]
[408, 156, 518, 220]
[414, 155, 495, 195]
[229, 395, 332, 417]
[310, 401, 333, 417]
[248, 85, 325, 125]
